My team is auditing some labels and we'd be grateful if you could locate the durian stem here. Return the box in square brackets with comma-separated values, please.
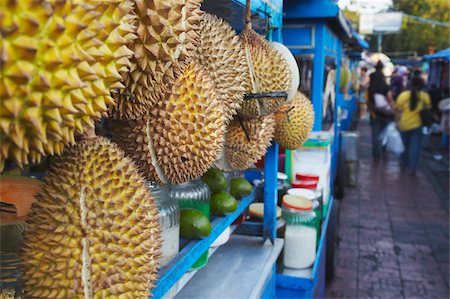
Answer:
[237, 115, 251, 142]
[245, 0, 252, 29]
[145, 118, 169, 184]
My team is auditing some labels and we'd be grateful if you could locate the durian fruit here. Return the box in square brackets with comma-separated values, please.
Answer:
[109, 62, 225, 184]
[274, 92, 314, 149]
[0, 0, 135, 170]
[225, 115, 276, 170]
[194, 13, 249, 123]
[110, 0, 204, 119]
[239, 29, 291, 118]
[21, 136, 161, 298]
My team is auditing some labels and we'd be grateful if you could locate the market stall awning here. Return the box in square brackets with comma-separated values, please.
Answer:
[353, 32, 369, 49]
[423, 47, 450, 61]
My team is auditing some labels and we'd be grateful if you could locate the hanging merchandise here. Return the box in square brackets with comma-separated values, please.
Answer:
[110, 0, 203, 120]
[225, 115, 276, 170]
[170, 179, 211, 270]
[0, 0, 135, 170]
[146, 181, 180, 267]
[282, 195, 317, 269]
[194, 13, 250, 124]
[270, 42, 300, 102]
[20, 136, 161, 298]
[108, 62, 225, 185]
[238, 1, 292, 118]
[274, 92, 315, 149]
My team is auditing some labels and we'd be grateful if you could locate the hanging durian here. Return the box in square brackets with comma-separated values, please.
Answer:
[109, 0, 204, 120]
[274, 92, 314, 149]
[238, 6, 291, 119]
[108, 62, 225, 184]
[21, 136, 161, 298]
[225, 115, 275, 170]
[194, 13, 249, 124]
[0, 0, 135, 171]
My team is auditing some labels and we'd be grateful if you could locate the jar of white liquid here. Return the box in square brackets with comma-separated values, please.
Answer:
[282, 196, 317, 269]
[146, 181, 180, 267]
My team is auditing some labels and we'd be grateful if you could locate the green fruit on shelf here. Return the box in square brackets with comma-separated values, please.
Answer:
[202, 168, 227, 192]
[230, 178, 252, 199]
[180, 208, 212, 239]
[210, 192, 238, 215]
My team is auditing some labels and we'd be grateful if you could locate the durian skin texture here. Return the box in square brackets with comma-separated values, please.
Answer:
[274, 91, 315, 149]
[194, 13, 249, 124]
[238, 29, 291, 118]
[21, 137, 160, 298]
[225, 115, 275, 170]
[110, 62, 225, 185]
[0, 0, 135, 170]
[110, 0, 204, 119]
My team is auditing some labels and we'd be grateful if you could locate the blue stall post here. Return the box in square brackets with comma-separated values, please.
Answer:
[276, 1, 362, 298]
[263, 143, 278, 244]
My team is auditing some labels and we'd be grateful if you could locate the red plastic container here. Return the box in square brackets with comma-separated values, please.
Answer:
[295, 173, 320, 181]
[291, 180, 318, 189]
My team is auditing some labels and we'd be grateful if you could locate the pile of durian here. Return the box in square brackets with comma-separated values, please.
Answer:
[1, 0, 314, 296]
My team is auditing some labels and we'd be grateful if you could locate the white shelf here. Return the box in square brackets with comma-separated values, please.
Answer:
[174, 235, 284, 299]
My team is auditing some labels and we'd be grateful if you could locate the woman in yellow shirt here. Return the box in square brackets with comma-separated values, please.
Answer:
[395, 76, 431, 174]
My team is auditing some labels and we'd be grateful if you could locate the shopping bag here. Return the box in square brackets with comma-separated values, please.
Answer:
[380, 123, 405, 155]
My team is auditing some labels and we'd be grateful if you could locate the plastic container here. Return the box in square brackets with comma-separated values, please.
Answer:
[146, 181, 180, 267]
[282, 197, 317, 269]
[170, 179, 211, 270]
[295, 173, 320, 181]
[287, 188, 322, 248]
[291, 180, 318, 189]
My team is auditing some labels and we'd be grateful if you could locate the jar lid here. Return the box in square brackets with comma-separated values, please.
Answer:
[249, 203, 282, 219]
[282, 194, 313, 211]
[291, 180, 318, 189]
[277, 172, 288, 181]
[287, 188, 317, 200]
[295, 173, 320, 181]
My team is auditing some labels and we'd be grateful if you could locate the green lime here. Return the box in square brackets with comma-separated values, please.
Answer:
[180, 208, 212, 239]
[202, 168, 227, 192]
[229, 178, 252, 199]
[210, 192, 238, 215]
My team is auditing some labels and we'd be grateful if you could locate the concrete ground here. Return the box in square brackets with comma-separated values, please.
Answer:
[326, 121, 449, 298]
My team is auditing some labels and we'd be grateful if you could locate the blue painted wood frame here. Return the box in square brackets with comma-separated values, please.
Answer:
[311, 22, 326, 131]
[263, 143, 278, 244]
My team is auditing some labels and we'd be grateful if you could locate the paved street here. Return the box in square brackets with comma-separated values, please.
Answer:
[326, 121, 449, 298]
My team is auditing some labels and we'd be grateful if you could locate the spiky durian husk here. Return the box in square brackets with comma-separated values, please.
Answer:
[0, 0, 135, 171]
[239, 29, 291, 118]
[225, 115, 275, 170]
[109, 0, 204, 120]
[21, 137, 160, 298]
[194, 13, 249, 124]
[109, 62, 225, 184]
[274, 92, 314, 149]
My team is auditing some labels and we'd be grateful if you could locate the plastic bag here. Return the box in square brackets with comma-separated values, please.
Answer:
[380, 123, 405, 155]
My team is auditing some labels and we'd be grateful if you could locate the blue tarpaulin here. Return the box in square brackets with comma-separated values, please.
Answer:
[424, 47, 450, 61]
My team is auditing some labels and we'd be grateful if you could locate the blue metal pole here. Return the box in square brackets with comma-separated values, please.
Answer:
[263, 143, 278, 244]
[312, 22, 326, 131]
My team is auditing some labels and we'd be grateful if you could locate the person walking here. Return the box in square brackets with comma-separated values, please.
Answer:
[395, 76, 431, 175]
[358, 66, 369, 119]
[367, 61, 395, 161]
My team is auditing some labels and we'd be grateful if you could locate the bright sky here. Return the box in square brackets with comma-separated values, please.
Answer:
[338, 0, 393, 14]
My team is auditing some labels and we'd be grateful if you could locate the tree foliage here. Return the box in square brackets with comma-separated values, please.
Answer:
[379, 0, 450, 55]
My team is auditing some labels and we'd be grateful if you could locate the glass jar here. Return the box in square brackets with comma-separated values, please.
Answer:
[146, 181, 180, 267]
[282, 198, 317, 269]
[287, 188, 322, 248]
[169, 179, 210, 270]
